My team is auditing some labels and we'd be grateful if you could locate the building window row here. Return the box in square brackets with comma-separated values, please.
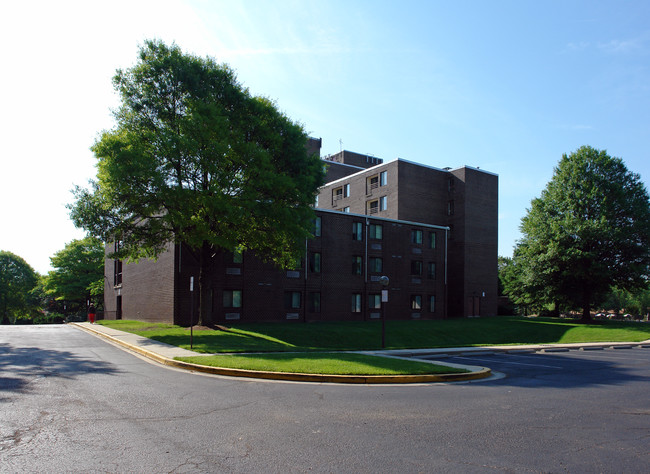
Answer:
[347, 222, 438, 247]
[410, 230, 438, 249]
[222, 290, 435, 314]
[295, 250, 436, 279]
[348, 293, 436, 313]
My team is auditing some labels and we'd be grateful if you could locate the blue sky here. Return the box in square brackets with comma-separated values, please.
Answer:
[1, 0, 649, 274]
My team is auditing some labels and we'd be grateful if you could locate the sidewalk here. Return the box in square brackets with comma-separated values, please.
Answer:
[71, 322, 650, 384]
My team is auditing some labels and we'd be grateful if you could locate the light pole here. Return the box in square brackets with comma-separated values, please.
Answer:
[379, 275, 390, 349]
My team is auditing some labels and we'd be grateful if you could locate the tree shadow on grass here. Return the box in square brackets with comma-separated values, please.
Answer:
[149, 331, 296, 353]
[0, 343, 121, 398]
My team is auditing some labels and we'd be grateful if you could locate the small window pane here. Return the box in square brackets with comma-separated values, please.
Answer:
[369, 224, 383, 240]
[224, 290, 242, 308]
[352, 256, 363, 275]
[411, 295, 422, 310]
[285, 291, 301, 309]
[428, 262, 436, 279]
[351, 293, 362, 312]
[369, 294, 382, 309]
[352, 222, 363, 240]
[310, 292, 321, 313]
[310, 252, 321, 273]
[313, 217, 322, 237]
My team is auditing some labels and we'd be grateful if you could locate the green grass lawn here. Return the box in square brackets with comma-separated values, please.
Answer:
[98, 316, 650, 353]
[177, 352, 467, 375]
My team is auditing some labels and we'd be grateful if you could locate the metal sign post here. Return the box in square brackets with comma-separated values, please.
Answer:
[190, 276, 194, 349]
[379, 276, 390, 349]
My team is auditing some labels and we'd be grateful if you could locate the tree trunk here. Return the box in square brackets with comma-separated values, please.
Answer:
[581, 288, 592, 322]
[198, 241, 212, 327]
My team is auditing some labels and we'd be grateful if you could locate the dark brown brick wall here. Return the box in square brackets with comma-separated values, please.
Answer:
[104, 242, 176, 322]
[316, 159, 498, 318]
[104, 157, 497, 323]
[153, 210, 448, 325]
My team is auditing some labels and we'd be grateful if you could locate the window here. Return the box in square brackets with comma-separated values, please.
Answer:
[429, 232, 436, 249]
[314, 194, 319, 207]
[352, 256, 363, 275]
[369, 223, 383, 240]
[313, 217, 322, 237]
[367, 200, 378, 214]
[113, 240, 123, 286]
[448, 177, 455, 192]
[379, 196, 387, 211]
[429, 295, 436, 313]
[343, 207, 350, 213]
[333, 187, 343, 201]
[369, 257, 383, 273]
[284, 291, 301, 309]
[344, 184, 350, 197]
[410, 295, 422, 310]
[223, 290, 242, 308]
[309, 252, 321, 273]
[114, 259, 122, 286]
[368, 175, 379, 191]
[448, 200, 454, 216]
[309, 292, 321, 313]
[369, 294, 382, 310]
[411, 260, 423, 276]
[352, 222, 363, 240]
[411, 229, 423, 244]
[427, 262, 436, 280]
[231, 249, 243, 264]
[351, 293, 362, 313]
[380, 170, 387, 186]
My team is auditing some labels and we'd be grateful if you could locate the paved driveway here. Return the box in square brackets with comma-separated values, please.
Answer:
[2, 325, 649, 473]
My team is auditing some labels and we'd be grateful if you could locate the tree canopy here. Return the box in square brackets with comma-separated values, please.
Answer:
[69, 40, 324, 325]
[0, 251, 39, 324]
[43, 236, 105, 310]
[509, 146, 650, 320]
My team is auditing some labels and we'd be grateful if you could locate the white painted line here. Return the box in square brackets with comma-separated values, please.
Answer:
[452, 356, 563, 369]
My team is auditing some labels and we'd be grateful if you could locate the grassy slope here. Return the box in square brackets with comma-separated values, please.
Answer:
[177, 352, 467, 375]
[99, 317, 650, 353]
[97, 317, 649, 376]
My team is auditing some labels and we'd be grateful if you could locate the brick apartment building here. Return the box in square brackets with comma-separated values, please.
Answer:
[103, 139, 498, 324]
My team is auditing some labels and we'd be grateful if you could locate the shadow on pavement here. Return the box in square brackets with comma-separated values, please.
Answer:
[0, 343, 121, 397]
[463, 350, 649, 389]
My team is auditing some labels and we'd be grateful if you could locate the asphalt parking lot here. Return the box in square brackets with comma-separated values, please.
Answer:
[415, 345, 650, 386]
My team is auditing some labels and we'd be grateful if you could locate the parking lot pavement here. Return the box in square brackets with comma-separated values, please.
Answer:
[415, 346, 650, 385]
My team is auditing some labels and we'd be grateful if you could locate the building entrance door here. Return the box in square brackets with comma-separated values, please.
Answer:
[116, 295, 122, 320]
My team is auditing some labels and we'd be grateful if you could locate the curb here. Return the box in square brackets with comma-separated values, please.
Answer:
[72, 323, 492, 384]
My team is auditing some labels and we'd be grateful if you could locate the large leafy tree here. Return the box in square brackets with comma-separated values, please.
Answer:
[69, 40, 324, 325]
[513, 146, 650, 321]
[43, 236, 105, 313]
[0, 251, 39, 324]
